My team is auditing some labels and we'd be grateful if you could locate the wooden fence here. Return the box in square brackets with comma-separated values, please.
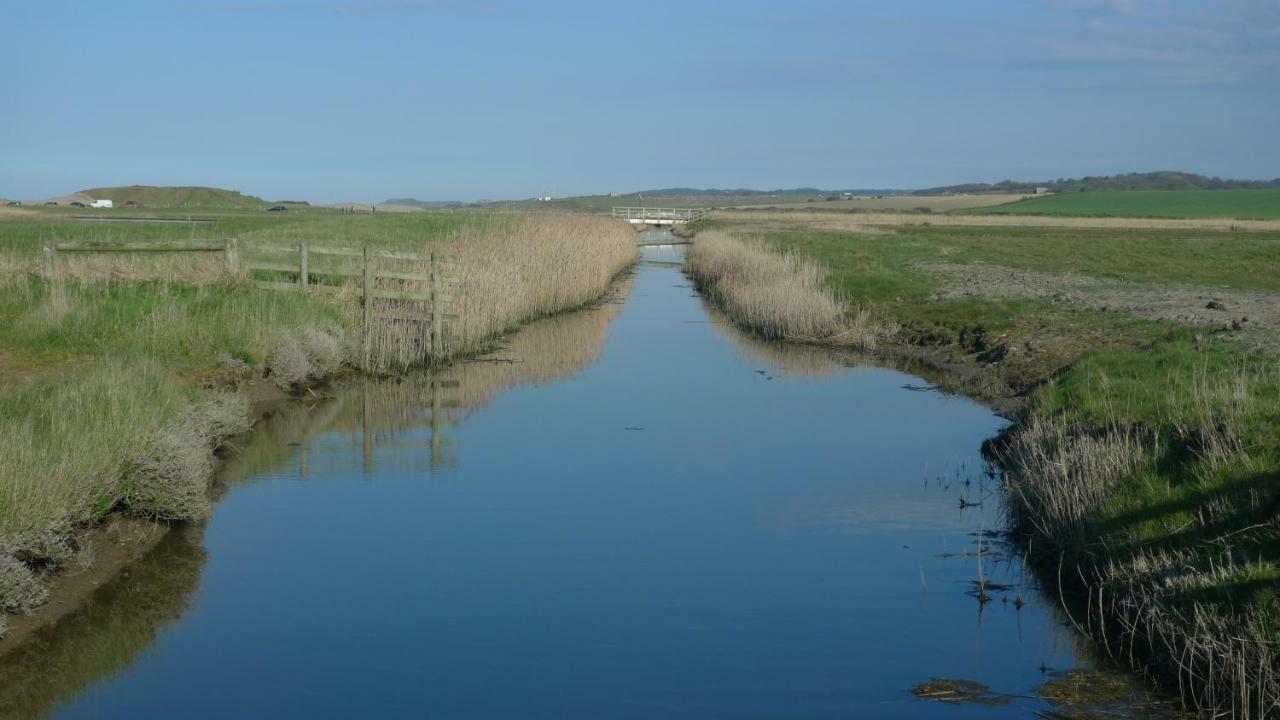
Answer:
[40, 238, 461, 364]
[42, 238, 240, 309]
[247, 242, 459, 361]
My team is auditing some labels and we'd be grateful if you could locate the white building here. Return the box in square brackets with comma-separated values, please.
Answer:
[90, 199, 114, 208]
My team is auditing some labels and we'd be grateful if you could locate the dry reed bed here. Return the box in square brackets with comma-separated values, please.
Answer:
[361, 215, 636, 373]
[0, 214, 637, 633]
[997, 366, 1280, 718]
[685, 230, 893, 349]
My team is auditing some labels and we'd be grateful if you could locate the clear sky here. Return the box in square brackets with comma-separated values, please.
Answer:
[3, 0, 1277, 202]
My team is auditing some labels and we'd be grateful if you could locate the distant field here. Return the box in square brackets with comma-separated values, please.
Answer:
[970, 189, 1280, 219]
[729, 193, 1028, 212]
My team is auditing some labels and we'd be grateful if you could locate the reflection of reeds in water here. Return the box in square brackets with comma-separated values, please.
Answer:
[0, 528, 206, 718]
[224, 273, 633, 480]
[701, 297, 855, 378]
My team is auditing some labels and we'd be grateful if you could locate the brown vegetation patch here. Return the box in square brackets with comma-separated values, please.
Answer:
[910, 678, 1010, 705]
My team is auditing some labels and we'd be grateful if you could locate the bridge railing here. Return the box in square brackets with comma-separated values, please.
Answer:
[611, 207, 708, 223]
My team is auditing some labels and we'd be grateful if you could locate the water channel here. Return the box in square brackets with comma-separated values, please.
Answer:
[0, 238, 1162, 718]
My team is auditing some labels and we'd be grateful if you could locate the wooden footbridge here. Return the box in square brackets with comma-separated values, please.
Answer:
[612, 207, 707, 226]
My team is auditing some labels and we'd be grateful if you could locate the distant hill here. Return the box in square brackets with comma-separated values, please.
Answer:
[80, 185, 276, 209]
[916, 171, 1280, 196]
[385, 198, 466, 209]
[628, 187, 905, 197]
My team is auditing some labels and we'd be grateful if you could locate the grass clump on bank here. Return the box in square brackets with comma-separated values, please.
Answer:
[685, 230, 893, 348]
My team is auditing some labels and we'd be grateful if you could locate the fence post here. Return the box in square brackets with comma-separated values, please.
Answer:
[42, 245, 66, 310]
[299, 241, 309, 288]
[430, 251, 444, 357]
[224, 238, 240, 274]
[362, 245, 373, 369]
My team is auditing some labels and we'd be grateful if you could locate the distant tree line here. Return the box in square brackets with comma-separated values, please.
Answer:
[913, 171, 1280, 196]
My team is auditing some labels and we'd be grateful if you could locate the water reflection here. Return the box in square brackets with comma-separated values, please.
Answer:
[0, 529, 207, 719]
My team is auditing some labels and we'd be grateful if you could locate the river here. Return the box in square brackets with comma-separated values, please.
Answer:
[0, 239, 1165, 718]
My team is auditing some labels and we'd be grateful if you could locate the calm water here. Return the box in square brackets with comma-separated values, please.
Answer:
[3, 241, 1149, 718]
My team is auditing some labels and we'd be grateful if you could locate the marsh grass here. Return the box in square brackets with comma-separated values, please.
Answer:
[686, 230, 892, 347]
[997, 361, 1280, 716]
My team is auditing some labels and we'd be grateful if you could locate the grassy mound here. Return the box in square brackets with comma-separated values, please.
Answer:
[80, 186, 273, 210]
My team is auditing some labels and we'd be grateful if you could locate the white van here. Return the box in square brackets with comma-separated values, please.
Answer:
[90, 199, 113, 209]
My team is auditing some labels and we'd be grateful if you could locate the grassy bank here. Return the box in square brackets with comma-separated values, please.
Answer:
[970, 188, 1280, 220]
[695, 213, 1280, 715]
[0, 209, 635, 633]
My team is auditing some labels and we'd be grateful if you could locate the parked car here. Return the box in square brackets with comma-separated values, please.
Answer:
[44, 201, 58, 206]
[69, 201, 87, 208]
[266, 205, 288, 212]
[124, 200, 142, 208]
[4, 201, 19, 206]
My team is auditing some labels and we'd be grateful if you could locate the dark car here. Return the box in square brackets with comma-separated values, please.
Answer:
[44, 201, 58, 206]
[5, 201, 19, 206]
[266, 205, 288, 212]
[69, 201, 87, 208]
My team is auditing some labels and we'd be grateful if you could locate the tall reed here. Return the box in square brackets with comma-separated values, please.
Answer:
[686, 230, 891, 348]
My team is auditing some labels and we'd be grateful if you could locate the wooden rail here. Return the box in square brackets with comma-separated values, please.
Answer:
[39, 238, 464, 365]
[42, 238, 241, 310]
[245, 242, 460, 363]
[611, 207, 708, 224]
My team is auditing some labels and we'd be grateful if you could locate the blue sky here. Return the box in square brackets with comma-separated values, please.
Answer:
[3, 0, 1278, 202]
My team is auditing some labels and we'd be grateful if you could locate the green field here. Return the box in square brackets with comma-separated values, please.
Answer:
[972, 188, 1280, 219]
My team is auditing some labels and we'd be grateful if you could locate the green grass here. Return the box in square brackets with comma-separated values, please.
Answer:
[970, 189, 1280, 220]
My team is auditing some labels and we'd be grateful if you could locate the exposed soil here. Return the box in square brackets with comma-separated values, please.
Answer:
[0, 516, 168, 657]
[916, 260, 1280, 354]
[0, 349, 90, 393]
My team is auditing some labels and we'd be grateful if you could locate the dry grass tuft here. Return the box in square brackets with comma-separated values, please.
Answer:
[0, 551, 48, 615]
[266, 324, 349, 390]
[686, 230, 893, 347]
[124, 393, 252, 522]
[999, 414, 1149, 547]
